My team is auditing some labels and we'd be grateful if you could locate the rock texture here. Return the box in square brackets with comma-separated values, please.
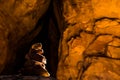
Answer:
[57, 0, 120, 80]
[0, 0, 50, 74]
[82, 57, 120, 80]
[1, 0, 120, 79]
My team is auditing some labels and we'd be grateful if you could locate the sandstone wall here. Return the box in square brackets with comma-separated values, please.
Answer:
[57, 0, 120, 80]
[0, 0, 120, 79]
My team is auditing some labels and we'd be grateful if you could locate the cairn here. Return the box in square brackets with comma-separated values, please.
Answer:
[21, 43, 50, 77]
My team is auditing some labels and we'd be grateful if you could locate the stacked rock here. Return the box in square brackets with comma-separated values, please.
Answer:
[21, 43, 50, 77]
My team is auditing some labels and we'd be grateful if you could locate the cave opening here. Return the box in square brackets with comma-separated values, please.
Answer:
[0, 0, 62, 79]
[13, 1, 61, 78]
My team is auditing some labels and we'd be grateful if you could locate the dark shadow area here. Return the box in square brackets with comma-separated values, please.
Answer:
[31, 1, 60, 78]
[8, 0, 60, 78]
[0, 75, 56, 80]
[0, 1, 60, 79]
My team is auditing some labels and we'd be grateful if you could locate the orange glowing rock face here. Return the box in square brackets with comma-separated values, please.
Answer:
[0, 0, 120, 79]
[92, 0, 120, 18]
[57, 0, 120, 80]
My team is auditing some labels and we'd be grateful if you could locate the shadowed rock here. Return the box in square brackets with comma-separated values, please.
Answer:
[0, 0, 50, 74]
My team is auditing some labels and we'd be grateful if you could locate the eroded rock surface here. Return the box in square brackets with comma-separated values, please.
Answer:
[57, 0, 120, 80]
[82, 57, 120, 80]
[1, 0, 120, 79]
